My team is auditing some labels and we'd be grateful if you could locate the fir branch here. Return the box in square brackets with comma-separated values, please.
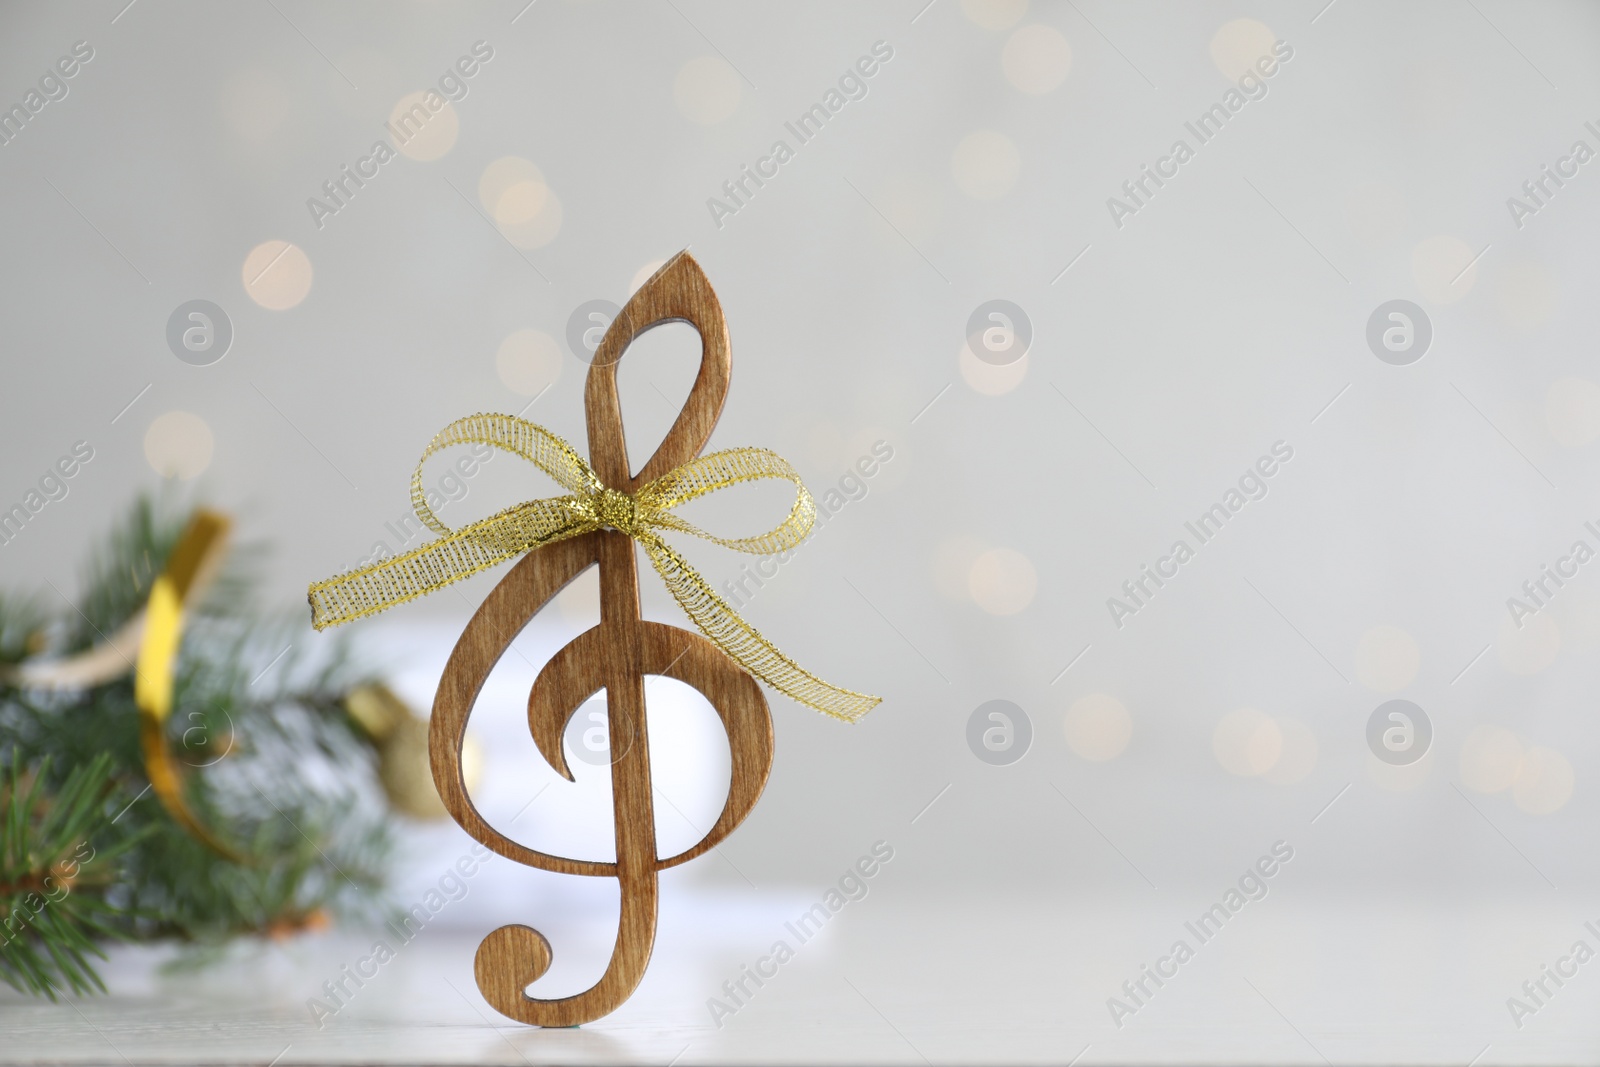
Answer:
[0, 753, 142, 999]
[0, 493, 395, 997]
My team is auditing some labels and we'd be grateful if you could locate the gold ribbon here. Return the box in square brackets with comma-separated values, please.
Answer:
[308, 414, 880, 723]
[132, 510, 245, 860]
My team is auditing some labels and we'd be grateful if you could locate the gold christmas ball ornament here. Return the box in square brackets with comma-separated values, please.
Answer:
[344, 683, 484, 820]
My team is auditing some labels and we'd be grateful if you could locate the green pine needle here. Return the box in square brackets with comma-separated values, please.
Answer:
[0, 752, 131, 998]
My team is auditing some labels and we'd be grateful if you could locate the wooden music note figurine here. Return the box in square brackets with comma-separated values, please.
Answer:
[308, 251, 879, 1026]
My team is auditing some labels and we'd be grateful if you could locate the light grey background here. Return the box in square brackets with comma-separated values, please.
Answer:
[4, 1, 1600, 1059]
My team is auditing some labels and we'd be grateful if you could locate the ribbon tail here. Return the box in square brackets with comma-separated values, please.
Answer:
[639, 535, 881, 723]
[309, 501, 595, 629]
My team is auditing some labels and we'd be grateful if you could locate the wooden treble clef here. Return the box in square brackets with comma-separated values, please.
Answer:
[428, 254, 775, 1026]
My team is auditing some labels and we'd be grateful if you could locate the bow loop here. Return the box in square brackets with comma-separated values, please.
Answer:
[410, 414, 600, 539]
[637, 448, 816, 557]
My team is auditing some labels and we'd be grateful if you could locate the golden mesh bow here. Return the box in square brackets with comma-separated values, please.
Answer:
[308, 413, 879, 723]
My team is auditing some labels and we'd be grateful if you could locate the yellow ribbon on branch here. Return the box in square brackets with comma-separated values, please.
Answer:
[133, 509, 246, 860]
[308, 414, 879, 723]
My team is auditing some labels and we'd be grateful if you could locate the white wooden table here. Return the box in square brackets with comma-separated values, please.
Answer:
[4, 889, 1594, 1065]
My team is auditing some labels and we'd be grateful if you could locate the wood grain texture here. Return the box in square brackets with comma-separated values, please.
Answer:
[430, 251, 775, 1027]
